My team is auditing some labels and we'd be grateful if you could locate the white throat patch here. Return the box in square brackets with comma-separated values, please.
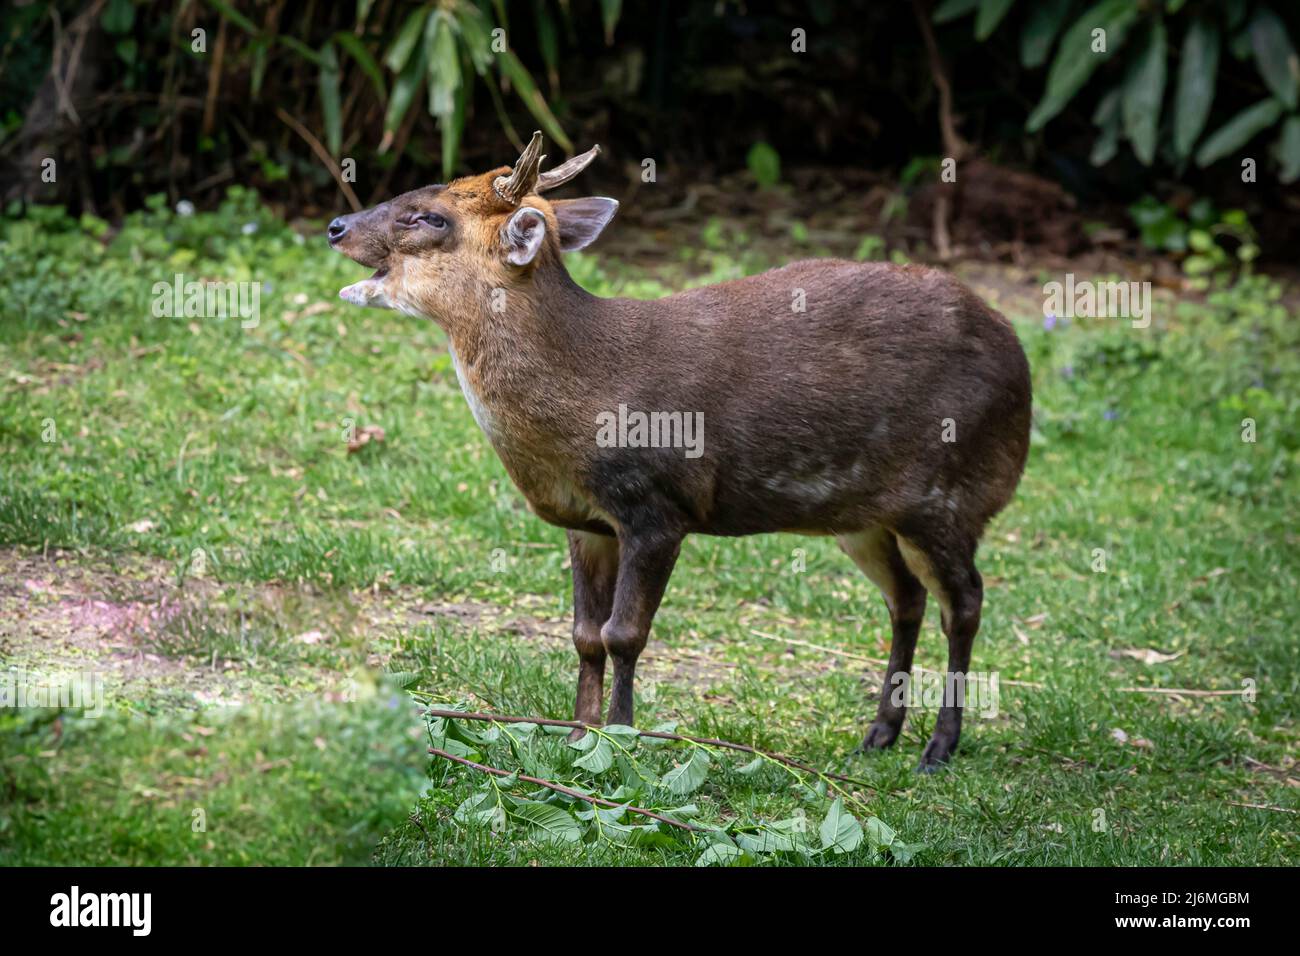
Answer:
[447, 344, 494, 438]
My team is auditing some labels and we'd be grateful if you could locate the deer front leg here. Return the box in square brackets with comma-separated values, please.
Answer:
[568, 531, 619, 734]
[602, 531, 682, 727]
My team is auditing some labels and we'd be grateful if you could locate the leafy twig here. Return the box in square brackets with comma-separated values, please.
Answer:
[421, 707, 875, 790]
[428, 747, 704, 832]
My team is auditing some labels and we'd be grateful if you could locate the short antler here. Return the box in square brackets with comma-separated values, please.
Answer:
[493, 131, 546, 205]
[495, 132, 602, 203]
[536, 144, 602, 193]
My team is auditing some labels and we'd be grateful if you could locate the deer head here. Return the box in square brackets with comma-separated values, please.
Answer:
[327, 132, 617, 329]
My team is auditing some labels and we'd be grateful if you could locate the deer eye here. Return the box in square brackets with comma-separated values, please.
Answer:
[398, 212, 448, 230]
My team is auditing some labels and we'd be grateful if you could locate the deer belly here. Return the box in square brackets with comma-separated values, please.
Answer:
[520, 470, 619, 533]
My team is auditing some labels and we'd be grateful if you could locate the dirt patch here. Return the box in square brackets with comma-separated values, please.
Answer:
[0, 547, 743, 711]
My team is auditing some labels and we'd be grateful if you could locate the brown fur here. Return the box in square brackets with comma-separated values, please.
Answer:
[329, 142, 1032, 769]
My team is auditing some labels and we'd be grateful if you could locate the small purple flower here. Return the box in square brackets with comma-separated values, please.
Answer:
[1103, 409, 1119, 421]
[1043, 313, 1057, 331]
[1060, 365, 1074, 379]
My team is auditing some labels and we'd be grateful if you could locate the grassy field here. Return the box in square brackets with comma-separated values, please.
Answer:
[1, 192, 1297, 866]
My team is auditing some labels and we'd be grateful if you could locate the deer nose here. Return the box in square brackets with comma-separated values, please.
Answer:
[327, 217, 349, 244]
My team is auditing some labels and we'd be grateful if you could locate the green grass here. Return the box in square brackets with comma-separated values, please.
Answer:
[0, 192, 1296, 865]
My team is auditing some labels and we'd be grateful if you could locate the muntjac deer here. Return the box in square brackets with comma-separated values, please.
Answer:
[329, 133, 1031, 770]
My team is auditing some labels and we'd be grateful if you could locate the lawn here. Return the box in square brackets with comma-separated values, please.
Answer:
[0, 192, 1296, 866]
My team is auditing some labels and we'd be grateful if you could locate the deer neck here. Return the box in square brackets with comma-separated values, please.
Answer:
[441, 261, 623, 452]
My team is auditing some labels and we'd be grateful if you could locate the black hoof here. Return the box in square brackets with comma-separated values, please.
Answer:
[857, 720, 902, 753]
[915, 735, 957, 772]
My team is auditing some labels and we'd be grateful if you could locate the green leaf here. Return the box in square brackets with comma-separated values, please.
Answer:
[203, 0, 258, 36]
[1020, 0, 1072, 68]
[746, 141, 781, 187]
[425, 11, 461, 118]
[661, 748, 710, 796]
[542, 723, 574, 735]
[384, 44, 426, 137]
[335, 31, 386, 101]
[616, 754, 655, 788]
[601, 724, 640, 744]
[865, 816, 898, 849]
[573, 736, 614, 773]
[695, 843, 744, 867]
[386, 4, 430, 73]
[1195, 99, 1285, 167]
[887, 840, 921, 864]
[318, 42, 342, 157]
[510, 801, 582, 843]
[250, 37, 269, 98]
[1090, 116, 1121, 166]
[453, 789, 494, 823]
[428, 735, 475, 758]
[1272, 116, 1300, 182]
[277, 35, 326, 67]
[102, 0, 135, 34]
[975, 0, 1015, 41]
[1121, 17, 1166, 166]
[1026, 0, 1140, 132]
[455, 5, 494, 74]
[535, 3, 560, 87]
[1248, 7, 1299, 111]
[735, 827, 804, 854]
[594, 802, 630, 825]
[441, 100, 464, 180]
[497, 50, 573, 152]
[933, 0, 980, 24]
[819, 798, 865, 854]
[736, 756, 766, 775]
[599, 0, 622, 45]
[1172, 18, 1220, 158]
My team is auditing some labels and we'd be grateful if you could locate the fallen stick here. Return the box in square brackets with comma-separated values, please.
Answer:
[749, 630, 1243, 698]
[1117, 687, 1245, 698]
[422, 707, 875, 790]
[748, 629, 1045, 689]
[428, 747, 703, 832]
[1227, 801, 1299, 815]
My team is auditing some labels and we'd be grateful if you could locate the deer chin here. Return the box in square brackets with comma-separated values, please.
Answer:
[339, 268, 393, 309]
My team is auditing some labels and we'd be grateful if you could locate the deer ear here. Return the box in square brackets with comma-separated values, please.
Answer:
[552, 197, 618, 252]
[502, 207, 547, 266]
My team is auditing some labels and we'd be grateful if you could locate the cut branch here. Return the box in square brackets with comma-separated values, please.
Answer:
[423, 707, 875, 789]
[428, 747, 704, 832]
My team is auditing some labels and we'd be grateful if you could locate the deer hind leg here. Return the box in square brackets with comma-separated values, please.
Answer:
[895, 529, 983, 772]
[837, 527, 928, 752]
[567, 530, 619, 736]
